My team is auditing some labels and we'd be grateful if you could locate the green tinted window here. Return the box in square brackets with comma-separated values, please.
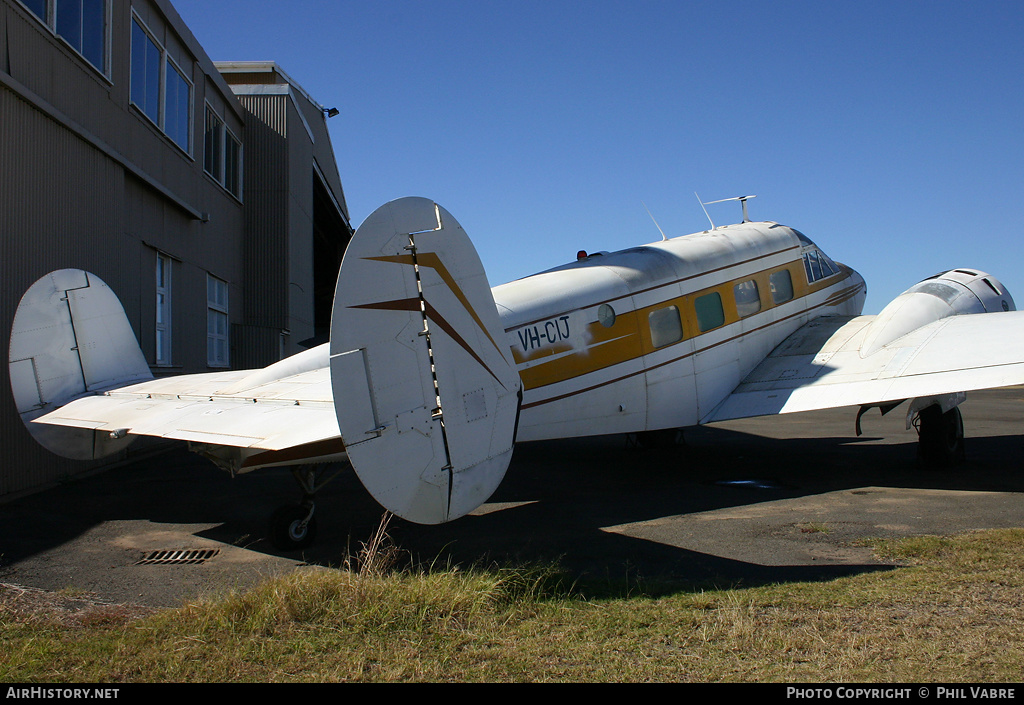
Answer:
[695, 292, 725, 332]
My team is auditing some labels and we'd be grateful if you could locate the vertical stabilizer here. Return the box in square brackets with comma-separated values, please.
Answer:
[329, 198, 521, 524]
[9, 269, 152, 459]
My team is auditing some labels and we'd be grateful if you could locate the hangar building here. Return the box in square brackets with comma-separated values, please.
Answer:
[0, 0, 353, 497]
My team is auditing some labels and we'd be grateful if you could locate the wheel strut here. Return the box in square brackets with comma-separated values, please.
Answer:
[267, 463, 347, 551]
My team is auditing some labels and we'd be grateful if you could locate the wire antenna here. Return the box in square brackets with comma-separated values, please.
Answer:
[642, 201, 669, 241]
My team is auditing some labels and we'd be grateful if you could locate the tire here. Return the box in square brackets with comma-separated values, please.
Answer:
[269, 504, 318, 551]
[917, 405, 965, 469]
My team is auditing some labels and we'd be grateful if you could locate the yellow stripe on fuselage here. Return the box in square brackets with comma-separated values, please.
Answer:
[509, 259, 862, 393]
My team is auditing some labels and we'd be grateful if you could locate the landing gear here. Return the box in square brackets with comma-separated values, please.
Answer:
[269, 503, 317, 551]
[915, 404, 965, 468]
[267, 463, 345, 551]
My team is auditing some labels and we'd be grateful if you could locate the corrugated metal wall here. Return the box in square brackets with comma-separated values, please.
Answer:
[233, 93, 291, 369]
[1, 85, 132, 495]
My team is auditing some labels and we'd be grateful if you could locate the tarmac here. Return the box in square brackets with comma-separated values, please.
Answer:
[1, 387, 1023, 608]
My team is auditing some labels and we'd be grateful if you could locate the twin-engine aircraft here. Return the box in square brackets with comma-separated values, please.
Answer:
[10, 197, 1024, 549]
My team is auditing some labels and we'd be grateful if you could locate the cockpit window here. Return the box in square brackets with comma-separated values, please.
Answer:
[802, 249, 839, 284]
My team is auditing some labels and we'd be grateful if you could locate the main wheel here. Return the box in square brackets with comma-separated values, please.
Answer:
[269, 504, 318, 551]
[916, 405, 965, 469]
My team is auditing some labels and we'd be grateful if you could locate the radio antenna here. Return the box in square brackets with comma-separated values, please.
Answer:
[702, 194, 757, 223]
[642, 201, 668, 241]
[695, 192, 715, 230]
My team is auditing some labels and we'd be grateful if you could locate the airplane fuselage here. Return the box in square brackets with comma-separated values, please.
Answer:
[493, 221, 866, 441]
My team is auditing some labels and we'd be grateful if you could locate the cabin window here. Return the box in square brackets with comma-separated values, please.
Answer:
[695, 292, 725, 332]
[597, 304, 616, 328]
[649, 306, 683, 348]
[734, 280, 761, 318]
[770, 269, 794, 304]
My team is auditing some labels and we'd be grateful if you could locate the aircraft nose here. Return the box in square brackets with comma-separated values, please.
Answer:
[853, 267, 867, 303]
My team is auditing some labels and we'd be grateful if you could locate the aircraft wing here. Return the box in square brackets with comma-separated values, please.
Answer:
[34, 366, 339, 451]
[706, 311, 1024, 423]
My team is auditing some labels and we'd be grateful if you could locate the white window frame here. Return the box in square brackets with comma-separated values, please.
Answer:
[207, 274, 230, 368]
[17, 0, 111, 76]
[156, 253, 172, 366]
[130, 12, 193, 154]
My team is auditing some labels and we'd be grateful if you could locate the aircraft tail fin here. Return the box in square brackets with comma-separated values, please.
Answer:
[329, 197, 522, 524]
[9, 269, 153, 459]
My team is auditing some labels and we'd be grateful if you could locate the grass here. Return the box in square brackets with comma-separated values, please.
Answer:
[3, 521, 1024, 682]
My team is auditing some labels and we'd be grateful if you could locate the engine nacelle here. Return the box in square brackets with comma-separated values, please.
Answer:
[861, 269, 1015, 357]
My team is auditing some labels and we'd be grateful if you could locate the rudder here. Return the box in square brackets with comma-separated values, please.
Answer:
[329, 198, 521, 524]
[9, 269, 152, 459]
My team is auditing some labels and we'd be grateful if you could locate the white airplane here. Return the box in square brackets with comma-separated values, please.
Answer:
[9, 197, 1024, 550]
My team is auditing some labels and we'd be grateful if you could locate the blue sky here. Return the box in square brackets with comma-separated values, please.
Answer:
[173, 0, 1024, 313]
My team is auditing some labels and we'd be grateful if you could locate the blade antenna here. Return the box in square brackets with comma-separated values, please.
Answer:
[642, 201, 669, 241]
[695, 192, 715, 230]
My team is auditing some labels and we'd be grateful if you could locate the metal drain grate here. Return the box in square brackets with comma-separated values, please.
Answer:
[135, 549, 220, 565]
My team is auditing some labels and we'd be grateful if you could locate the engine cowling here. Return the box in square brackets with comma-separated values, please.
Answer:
[860, 269, 1015, 357]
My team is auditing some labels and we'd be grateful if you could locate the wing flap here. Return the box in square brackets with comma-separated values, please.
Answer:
[708, 311, 1024, 422]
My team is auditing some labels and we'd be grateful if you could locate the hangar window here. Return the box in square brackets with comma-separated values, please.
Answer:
[20, 0, 108, 75]
[165, 59, 192, 151]
[156, 253, 173, 366]
[695, 292, 725, 332]
[733, 279, 761, 317]
[770, 269, 794, 304]
[649, 306, 683, 348]
[207, 275, 229, 367]
[131, 14, 193, 154]
[130, 17, 161, 124]
[205, 105, 243, 200]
